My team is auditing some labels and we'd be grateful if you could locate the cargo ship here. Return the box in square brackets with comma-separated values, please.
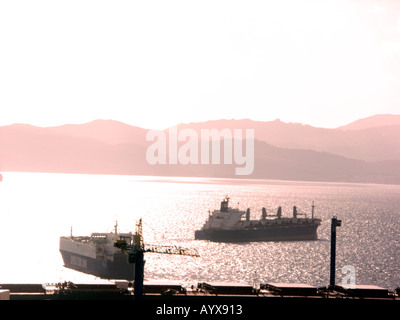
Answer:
[195, 197, 321, 242]
[59, 223, 135, 280]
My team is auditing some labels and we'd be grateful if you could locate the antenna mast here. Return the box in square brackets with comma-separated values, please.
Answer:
[311, 201, 315, 220]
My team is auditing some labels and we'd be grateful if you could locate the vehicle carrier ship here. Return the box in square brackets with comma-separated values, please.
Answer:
[59, 223, 135, 280]
[195, 197, 321, 242]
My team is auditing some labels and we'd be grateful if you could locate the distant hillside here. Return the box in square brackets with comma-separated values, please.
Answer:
[338, 114, 400, 130]
[46, 119, 149, 145]
[0, 115, 399, 184]
[176, 116, 400, 162]
[0, 124, 148, 175]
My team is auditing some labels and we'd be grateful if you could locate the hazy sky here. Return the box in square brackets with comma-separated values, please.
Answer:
[1, 0, 399, 129]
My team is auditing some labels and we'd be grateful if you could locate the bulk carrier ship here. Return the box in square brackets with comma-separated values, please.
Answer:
[195, 197, 321, 242]
[59, 223, 135, 280]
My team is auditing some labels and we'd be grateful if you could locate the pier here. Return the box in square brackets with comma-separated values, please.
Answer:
[1, 279, 399, 302]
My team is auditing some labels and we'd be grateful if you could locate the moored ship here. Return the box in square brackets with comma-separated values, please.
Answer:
[195, 197, 321, 242]
[59, 223, 135, 280]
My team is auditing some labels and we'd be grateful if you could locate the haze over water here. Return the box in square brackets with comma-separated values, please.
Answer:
[0, 172, 399, 290]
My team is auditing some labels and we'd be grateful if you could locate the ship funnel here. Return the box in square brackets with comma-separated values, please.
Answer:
[220, 197, 230, 212]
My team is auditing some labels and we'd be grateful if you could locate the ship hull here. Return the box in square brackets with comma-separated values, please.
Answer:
[59, 237, 134, 280]
[60, 250, 134, 280]
[195, 223, 320, 242]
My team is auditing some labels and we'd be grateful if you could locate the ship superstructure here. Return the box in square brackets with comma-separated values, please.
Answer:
[195, 197, 321, 242]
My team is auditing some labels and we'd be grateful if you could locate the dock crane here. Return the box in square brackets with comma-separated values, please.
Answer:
[114, 218, 199, 299]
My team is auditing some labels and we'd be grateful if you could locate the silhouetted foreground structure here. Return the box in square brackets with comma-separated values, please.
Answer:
[0, 280, 399, 303]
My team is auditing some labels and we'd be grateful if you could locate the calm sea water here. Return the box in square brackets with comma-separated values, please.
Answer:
[0, 172, 399, 290]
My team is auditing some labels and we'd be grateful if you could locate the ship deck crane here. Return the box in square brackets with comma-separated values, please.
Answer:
[114, 218, 199, 299]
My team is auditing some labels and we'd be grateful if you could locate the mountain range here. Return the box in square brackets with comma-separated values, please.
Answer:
[0, 114, 399, 184]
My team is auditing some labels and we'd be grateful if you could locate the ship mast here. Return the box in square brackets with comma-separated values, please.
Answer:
[311, 201, 315, 220]
[114, 220, 119, 235]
